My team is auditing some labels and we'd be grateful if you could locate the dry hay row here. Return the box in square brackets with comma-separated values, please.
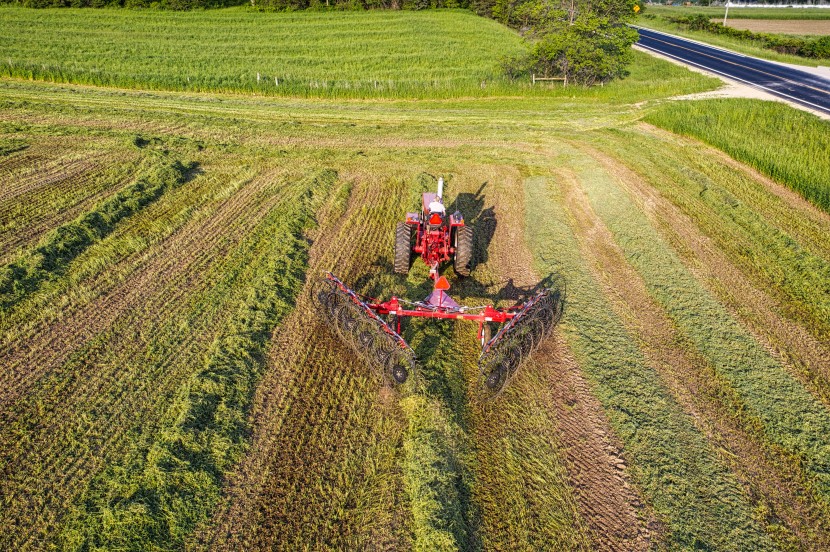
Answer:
[558, 166, 830, 550]
[637, 124, 830, 262]
[0, 168, 273, 505]
[458, 166, 650, 551]
[0, 150, 44, 177]
[0, 152, 107, 204]
[0, 166, 297, 450]
[0, 169, 301, 547]
[198, 177, 391, 533]
[0, 155, 219, 339]
[578, 142, 830, 410]
[0, 163, 274, 406]
[0, 153, 107, 219]
[48, 171, 327, 550]
[0, 156, 140, 262]
[199, 174, 406, 549]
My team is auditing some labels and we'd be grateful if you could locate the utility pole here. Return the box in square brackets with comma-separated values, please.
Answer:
[723, 1, 730, 26]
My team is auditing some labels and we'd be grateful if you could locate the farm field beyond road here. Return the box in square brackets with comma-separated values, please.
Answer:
[1, 8, 829, 552]
[724, 19, 830, 35]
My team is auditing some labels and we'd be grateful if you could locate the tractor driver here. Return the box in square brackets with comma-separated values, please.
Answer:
[428, 197, 445, 215]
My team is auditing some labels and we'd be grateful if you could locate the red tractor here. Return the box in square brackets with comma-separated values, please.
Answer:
[395, 177, 473, 279]
[317, 176, 565, 398]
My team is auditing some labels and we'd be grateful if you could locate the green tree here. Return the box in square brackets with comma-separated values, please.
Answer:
[508, 0, 640, 85]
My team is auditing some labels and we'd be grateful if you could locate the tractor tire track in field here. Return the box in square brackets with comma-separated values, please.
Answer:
[475, 168, 652, 551]
[559, 167, 830, 550]
[534, 335, 654, 551]
[199, 174, 409, 550]
[578, 142, 830, 409]
[0, 167, 297, 547]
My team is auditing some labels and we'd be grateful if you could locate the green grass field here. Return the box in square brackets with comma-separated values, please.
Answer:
[1, 7, 829, 552]
[0, 7, 530, 98]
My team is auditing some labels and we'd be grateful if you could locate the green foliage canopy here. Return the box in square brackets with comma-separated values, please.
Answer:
[499, 0, 639, 85]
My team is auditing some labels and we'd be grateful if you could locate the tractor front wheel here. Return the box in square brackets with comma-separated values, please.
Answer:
[454, 225, 473, 277]
[394, 222, 412, 274]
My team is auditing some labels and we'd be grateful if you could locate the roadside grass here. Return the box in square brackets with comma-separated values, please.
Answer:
[634, 17, 829, 66]
[524, 174, 773, 550]
[560, 142, 830, 509]
[644, 100, 830, 215]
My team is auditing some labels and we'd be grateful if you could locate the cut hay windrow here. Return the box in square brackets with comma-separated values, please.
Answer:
[585, 128, 830, 397]
[0, 156, 194, 314]
[524, 175, 773, 550]
[57, 170, 336, 551]
[0, 170, 293, 547]
[562, 144, 830, 508]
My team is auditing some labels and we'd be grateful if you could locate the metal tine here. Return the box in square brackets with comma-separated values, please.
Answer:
[478, 286, 564, 400]
[317, 277, 415, 384]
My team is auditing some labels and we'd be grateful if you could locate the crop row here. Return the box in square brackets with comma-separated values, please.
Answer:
[194, 170, 420, 550]
[524, 173, 774, 549]
[0, 137, 27, 156]
[590, 126, 830, 400]
[59, 169, 336, 550]
[566, 139, 830, 508]
[0, 155, 194, 313]
[0, 150, 143, 262]
[0, 158, 300, 547]
[572, 140, 830, 548]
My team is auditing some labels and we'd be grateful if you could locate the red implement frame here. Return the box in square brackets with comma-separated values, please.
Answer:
[325, 272, 520, 345]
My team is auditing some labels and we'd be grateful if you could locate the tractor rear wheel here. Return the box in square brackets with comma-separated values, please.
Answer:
[454, 225, 473, 277]
[394, 222, 412, 274]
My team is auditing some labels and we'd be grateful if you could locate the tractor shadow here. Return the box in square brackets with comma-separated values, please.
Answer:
[448, 181, 496, 271]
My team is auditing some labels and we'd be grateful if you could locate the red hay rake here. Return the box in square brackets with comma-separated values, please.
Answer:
[316, 177, 565, 398]
[317, 272, 564, 398]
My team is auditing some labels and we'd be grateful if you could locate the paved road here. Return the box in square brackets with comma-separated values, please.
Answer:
[635, 26, 830, 116]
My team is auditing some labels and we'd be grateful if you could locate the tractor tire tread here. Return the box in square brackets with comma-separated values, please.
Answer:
[394, 222, 412, 274]
[454, 225, 473, 277]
